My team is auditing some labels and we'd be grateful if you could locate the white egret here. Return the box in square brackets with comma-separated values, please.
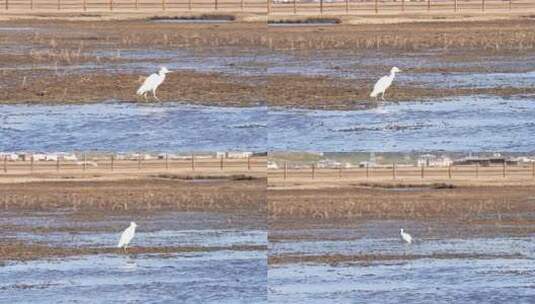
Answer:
[400, 228, 412, 244]
[370, 66, 401, 101]
[117, 221, 137, 253]
[136, 67, 171, 102]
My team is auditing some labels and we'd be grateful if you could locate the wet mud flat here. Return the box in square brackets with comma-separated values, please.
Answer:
[268, 183, 535, 303]
[0, 19, 268, 106]
[265, 19, 535, 109]
[0, 177, 267, 302]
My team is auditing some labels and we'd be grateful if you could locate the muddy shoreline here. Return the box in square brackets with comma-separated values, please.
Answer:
[268, 252, 527, 265]
[0, 241, 266, 263]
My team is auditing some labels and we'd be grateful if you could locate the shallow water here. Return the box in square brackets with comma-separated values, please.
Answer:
[1, 211, 267, 303]
[2, 96, 535, 152]
[1, 251, 267, 304]
[269, 258, 534, 303]
[267, 50, 535, 88]
[0, 103, 267, 152]
[268, 95, 535, 151]
[2, 211, 267, 248]
[269, 220, 535, 304]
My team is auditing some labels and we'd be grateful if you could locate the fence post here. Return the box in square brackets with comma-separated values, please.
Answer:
[165, 153, 169, 170]
[293, 0, 296, 14]
[475, 163, 479, 178]
[311, 164, 315, 179]
[267, 0, 271, 14]
[284, 161, 287, 180]
[4, 0, 7, 10]
[247, 156, 251, 170]
[138, 153, 142, 170]
[57, 0, 60, 10]
[427, 0, 431, 11]
[366, 164, 369, 179]
[448, 164, 452, 179]
[109, 0, 113, 11]
[532, 162, 534, 179]
[111, 155, 114, 171]
[502, 162, 506, 178]
[135, 0, 138, 10]
[56, 158, 60, 172]
[339, 166, 342, 179]
[215, 0, 218, 10]
[162, 0, 166, 10]
[241, 0, 244, 11]
[83, 153, 87, 171]
[189, 0, 192, 10]
[392, 163, 396, 180]
[30, 155, 34, 173]
[220, 155, 224, 170]
[509, 0, 512, 10]
[3, 156, 6, 173]
[83, 0, 86, 10]
[482, 0, 485, 11]
[30, 0, 33, 10]
[420, 164, 424, 179]
[345, 0, 349, 14]
[402, 0, 405, 12]
[320, 0, 323, 14]
[375, 0, 378, 14]
[454, 0, 457, 12]
[191, 154, 195, 171]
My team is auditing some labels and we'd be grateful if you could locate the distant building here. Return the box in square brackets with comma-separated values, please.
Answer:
[225, 152, 253, 159]
[417, 154, 453, 167]
[454, 156, 517, 166]
[0, 152, 19, 161]
[267, 161, 278, 169]
[317, 159, 342, 168]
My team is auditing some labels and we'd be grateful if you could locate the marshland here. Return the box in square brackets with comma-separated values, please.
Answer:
[268, 151, 535, 303]
[1, 17, 535, 108]
[268, 180, 535, 303]
[0, 172, 267, 303]
[2, 18, 535, 151]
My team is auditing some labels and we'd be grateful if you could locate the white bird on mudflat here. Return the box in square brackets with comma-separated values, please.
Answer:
[136, 67, 171, 102]
[118, 222, 137, 253]
[370, 66, 401, 101]
[400, 228, 412, 244]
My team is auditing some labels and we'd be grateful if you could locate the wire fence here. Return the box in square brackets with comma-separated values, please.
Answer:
[0, 0, 267, 12]
[0, 154, 267, 174]
[268, 0, 535, 15]
[269, 162, 535, 180]
[0, 0, 531, 14]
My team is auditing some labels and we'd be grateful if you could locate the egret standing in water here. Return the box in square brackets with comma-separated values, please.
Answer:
[370, 67, 401, 102]
[118, 222, 137, 253]
[136, 67, 171, 102]
[400, 228, 412, 244]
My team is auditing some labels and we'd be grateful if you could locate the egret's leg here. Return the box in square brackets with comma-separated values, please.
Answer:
[381, 92, 386, 101]
[153, 90, 161, 102]
[143, 93, 148, 102]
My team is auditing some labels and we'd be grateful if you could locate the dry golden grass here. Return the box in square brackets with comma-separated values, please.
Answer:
[0, 176, 266, 214]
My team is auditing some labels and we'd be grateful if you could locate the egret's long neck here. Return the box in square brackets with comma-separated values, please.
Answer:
[390, 71, 397, 78]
